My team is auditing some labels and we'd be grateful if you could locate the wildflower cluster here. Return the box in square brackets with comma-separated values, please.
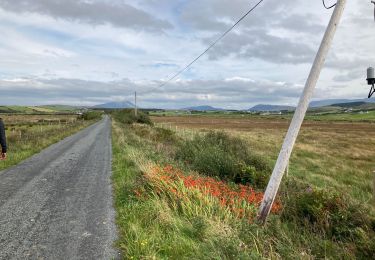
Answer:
[142, 165, 281, 221]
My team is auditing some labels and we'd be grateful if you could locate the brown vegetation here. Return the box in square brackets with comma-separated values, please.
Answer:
[151, 115, 375, 132]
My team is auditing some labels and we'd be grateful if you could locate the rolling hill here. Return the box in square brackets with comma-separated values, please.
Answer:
[310, 98, 375, 107]
[249, 104, 295, 112]
[183, 106, 223, 111]
[0, 105, 80, 114]
[94, 101, 134, 109]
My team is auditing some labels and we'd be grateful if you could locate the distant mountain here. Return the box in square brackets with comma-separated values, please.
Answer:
[249, 104, 295, 112]
[310, 98, 375, 107]
[248, 99, 375, 113]
[183, 105, 223, 111]
[330, 101, 368, 108]
[94, 101, 134, 109]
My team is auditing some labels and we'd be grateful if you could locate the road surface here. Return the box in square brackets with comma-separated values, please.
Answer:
[0, 116, 118, 259]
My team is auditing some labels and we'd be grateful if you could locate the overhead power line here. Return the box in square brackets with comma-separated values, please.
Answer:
[146, 0, 265, 93]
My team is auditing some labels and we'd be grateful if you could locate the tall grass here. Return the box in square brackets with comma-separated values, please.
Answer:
[0, 115, 96, 171]
[280, 182, 375, 257]
[143, 164, 280, 221]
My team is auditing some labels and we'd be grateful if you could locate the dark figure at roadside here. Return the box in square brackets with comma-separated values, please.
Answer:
[0, 118, 7, 160]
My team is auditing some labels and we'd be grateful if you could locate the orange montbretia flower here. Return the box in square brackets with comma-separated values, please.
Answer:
[144, 165, 281, 221]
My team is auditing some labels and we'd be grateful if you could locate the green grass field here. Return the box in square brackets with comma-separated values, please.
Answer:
[0, 105, 81, 114]
[305, 110, 375, 121]
[149, 109, 375, 122]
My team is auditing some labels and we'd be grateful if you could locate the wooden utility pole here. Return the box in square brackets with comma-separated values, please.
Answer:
[134, 91, 138, 117]
[285, 162, 289, 178]
[258, 0, 347, 223]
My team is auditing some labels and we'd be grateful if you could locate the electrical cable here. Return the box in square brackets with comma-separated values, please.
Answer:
[140, 0, 266, 94]
[322, 0, 337, 9]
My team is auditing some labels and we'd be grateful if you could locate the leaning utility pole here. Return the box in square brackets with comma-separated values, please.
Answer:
[258, 0, 347, 223]
[134, 91, 138, 117]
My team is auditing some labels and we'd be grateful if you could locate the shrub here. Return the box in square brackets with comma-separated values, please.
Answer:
[79, 111, 102, 120]
[131, 125, 177, 146]
[282, 187, 375, 241]
[239, 164, 269, 189]
[175, 131, 270, 187]
[153, 127, 176, 144]
[112, 109, 152, 125]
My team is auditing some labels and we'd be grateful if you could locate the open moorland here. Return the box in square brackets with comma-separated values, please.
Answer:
[152, 114, 375, 132]
[0, 112, 101, 171]
[112, 110, 375, 259]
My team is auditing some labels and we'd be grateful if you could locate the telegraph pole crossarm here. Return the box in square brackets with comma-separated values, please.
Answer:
[258, 0, 347, 223]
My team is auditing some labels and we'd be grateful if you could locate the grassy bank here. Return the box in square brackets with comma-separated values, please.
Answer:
[153, 115, 375, 206]
[112, 112, 375, 259]
[0, 113, 100, 171]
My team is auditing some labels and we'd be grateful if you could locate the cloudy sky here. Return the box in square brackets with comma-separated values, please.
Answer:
[0, 0, 373, 109]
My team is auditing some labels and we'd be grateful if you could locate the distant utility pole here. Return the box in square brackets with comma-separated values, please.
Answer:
[258, 0, 347, 223]
[134, 91, 138, 117]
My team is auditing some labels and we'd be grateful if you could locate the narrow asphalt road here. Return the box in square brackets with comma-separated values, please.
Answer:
[0, 116, 118, 260]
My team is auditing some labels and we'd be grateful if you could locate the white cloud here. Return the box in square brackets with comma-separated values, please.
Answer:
[0, 0, 172, 31]
[0, 0, 373, 107]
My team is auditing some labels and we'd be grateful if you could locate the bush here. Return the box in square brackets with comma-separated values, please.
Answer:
[240, 164, 269, 189]
[79, 111, 102, 120]
[175, 131, 270, 187]
[153, 127, 176, 144]
[282, 187, 375, 241]
[112, 109, 152, 125]
[131, 125, 177, 146]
